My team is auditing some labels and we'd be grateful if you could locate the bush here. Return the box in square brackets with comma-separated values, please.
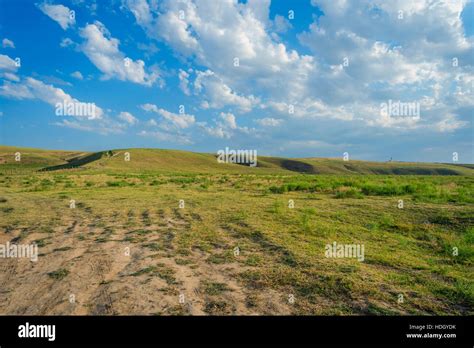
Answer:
[106, 181, 128, 187]
[269, 185, 287, 194]
[334, 188, 363, 199]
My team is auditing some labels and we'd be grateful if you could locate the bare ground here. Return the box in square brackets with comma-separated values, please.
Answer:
[0, 208, 293, 315]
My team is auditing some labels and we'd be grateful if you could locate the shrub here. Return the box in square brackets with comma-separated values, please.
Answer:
[334, 188, 363, 199]
[48, 268, 69, 280]
[106, 181, 128, 187]
[269, 185, 286, 194]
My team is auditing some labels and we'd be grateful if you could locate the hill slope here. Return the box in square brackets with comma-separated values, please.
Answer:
[0, 145, 472, 175]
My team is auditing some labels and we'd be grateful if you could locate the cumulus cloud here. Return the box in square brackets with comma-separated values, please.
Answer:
[219, 112, 237, 129]
[157, 108, 195, 129]
[60, 37, 75, 47]
[125, 0, 315, 105]
[0, 54, 19, 73]
[38, 3, 75, 30]
[118, 111, 138, 125]
[2, 38, 15, 48]
[303, 0, 472, 62]
[2, 0, 470, 159]
[140, 103, 195, 129]
[138, 102, 195, 143]
[255, 117, 283, 127]
[140, 103, 159, 113]
[3, 72, 20, 82]
[0, 80, 32, 99]
[79, 21, 162, 86]
[0, 75, 127, 134]
[0, 76, 103, 119]
[147, 118, 158, 126]
[124, 0, 472, 135]
[296, 0, 473, 127]
[70, 71, 83, 80]
[201, 112, 253, 139]
[273, 15, 292, 34]
[193, 70, 259, 112]
[178, 69, 191, 95]
[0, 55, 26, 96]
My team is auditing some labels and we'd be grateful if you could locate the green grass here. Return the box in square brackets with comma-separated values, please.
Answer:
[1, 145, 473, 176]
[268, 176, 474, 203]
[202, 281, 231, 295]
[0, 145, 472, 315]
[48, 268, 69, 280]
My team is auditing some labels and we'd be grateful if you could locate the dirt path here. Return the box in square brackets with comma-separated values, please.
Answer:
[0, 208, 292, 315]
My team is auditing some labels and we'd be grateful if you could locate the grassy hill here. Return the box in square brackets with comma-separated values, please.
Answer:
[0, 144, 472, 315]
[0, 145, 472, 176]
[0, 145, 83, 169]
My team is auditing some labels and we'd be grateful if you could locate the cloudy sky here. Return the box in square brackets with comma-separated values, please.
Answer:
[0, 0, 473, 162]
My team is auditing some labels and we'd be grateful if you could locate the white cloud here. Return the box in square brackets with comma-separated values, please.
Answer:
[137, 42, 159, 58]
[194, 70, 259, 112]
[273, 15, 292, 34]
[27, 77, 103, 119]
[118, 111, 138, 125]
[294, 0, 473, 132]
[452, 72, 474, 107]
[201, 112, 253, 139]
[299, 30, 440, 86]
[3, 72, 20, 82]
[178, 69, 191, 95]
[2, 38, 15, 48]
[0, 55, 27, 97]
[138, 102, 195, 144]
[0, 54, 18, 72]
[38, 3, 75, 30]
[219, 112, 237, 129]
[0, 76, 103, 119]
[305, 0, 471, 61]
[0, 80, 33, 99]
[60, 37, 75, 47]
[147, 118, 158, 126]
[70, 71, 83, 80]
[434, 113, 468, 133]
[79, 21, 161, 86]
[124, 0, 472, 134]
[140, 103, 195, 129]
[125, 0, 315, 104]
[158, 108, 195, 129]
[140, 103, 158, 113]
[255, 117, 283, 127]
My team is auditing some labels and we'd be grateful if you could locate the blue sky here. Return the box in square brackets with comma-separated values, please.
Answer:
[0, 0, 473, 162]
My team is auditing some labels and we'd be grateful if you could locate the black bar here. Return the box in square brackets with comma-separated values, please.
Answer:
[0, 316, 472, 346]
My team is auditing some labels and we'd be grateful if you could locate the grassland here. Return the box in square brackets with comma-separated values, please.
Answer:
[0, 146, 472, 315]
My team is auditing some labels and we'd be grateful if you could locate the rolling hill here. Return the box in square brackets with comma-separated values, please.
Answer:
[0, 145, 472, 176]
